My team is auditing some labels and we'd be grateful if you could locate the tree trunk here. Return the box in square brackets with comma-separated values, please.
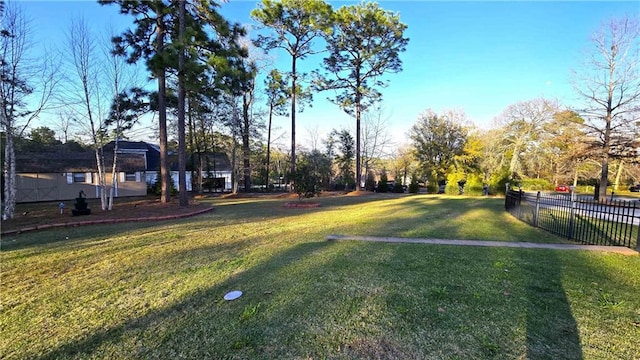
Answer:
[156, 15, 170, 203]
[364, 160, 369, 190]
[265, 105, 273, 191]
[2, 131, 16, 220]
[94, 149, 105, 209]
[242, 92, 251, 192]
[597, 41, 617, 202]
[231, 139, 238, 194]
[108, 137, 119, 211]
[509, 140, 522, 180]
[403, 163, 408, 185]
[290, 56, 297, 180]
[108, 50, 122, 211]
[355, 84, 362, 191]
[177, 0, 188, 206]
[80, 61, 106, 210]
[613, 160, 624, 192]
[598, 159, 609, 201]
[187, 99, 201, 194]
[598, 106, 613, 202]
[356, 102, 362, 191]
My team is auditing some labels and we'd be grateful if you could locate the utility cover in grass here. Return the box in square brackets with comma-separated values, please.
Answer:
[224, 290, 243, 301]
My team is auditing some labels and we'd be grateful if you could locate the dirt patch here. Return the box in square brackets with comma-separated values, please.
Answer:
[1, 196, 213, 234]
[345, 190, 375, 197]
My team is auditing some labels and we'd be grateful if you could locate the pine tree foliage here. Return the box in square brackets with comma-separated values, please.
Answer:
[317, 2, 408, 190]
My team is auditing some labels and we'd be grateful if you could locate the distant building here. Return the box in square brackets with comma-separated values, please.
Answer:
[14, 144, 146, 202]
[13, 141, 233, 203]
[106, 141, 233, 192]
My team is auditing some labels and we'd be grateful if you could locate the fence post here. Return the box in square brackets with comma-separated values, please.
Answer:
[534, 191, 541, 227]
[568, 186, 576, 239]
[636, 201, 640, 252]
[517, 190, 524, 218]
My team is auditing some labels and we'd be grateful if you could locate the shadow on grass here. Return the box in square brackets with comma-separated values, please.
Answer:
[0, 221, 165, 252]
[9, 195, 588, 359]
[209, 194, 393, 220]
[1, 194, 389, 256]
[514, 250, 583, 359]
[22, 239, 596, 359]
[357, 196, 567, 243]
[35, 240, 342, 359]
[374, 243, 583, 358]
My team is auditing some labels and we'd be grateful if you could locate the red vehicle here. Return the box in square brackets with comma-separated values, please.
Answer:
[555, 185, 570, 192]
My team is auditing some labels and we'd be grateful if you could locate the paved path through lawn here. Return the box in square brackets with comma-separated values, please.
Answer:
[325, 235, 638, 255]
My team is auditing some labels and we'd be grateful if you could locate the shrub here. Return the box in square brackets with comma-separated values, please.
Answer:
[493, 174, 511, 195]
[460, 174, 485, 196]
[408, 175, 420, 193]
[365, 171, 376, 191]
[377, 173, 389, 193]
[292, 164, 321, 200]
[392, 183, 405, 193]
[520, 178, 552, 191]
[426, 177, 438, 194]
[148, 173, 177, 196]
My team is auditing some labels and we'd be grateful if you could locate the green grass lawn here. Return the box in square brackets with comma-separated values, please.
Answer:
[2, 194, 639, 359]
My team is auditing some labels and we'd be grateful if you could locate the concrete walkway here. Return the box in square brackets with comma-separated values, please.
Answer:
[325, 235, 638, 256]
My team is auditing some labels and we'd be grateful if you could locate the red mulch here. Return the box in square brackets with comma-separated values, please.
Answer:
[284, 202, 321, 208]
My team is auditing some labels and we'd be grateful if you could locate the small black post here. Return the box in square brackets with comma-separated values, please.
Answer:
[568, 186, 576, 239]
[635, 201, 640, 252]
[534, 191, 541, 227]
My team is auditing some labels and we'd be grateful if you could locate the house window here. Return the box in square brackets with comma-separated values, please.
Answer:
[66, 172, 92, 184]
[124, 172, 136, 182]
[73, 173, 86, 183]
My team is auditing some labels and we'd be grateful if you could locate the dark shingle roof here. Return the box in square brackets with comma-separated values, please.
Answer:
[16, 141, 230, 173]
[170, 152, 232, 172]
[16, 149, 145, 173]
[105, 141, 160, 171]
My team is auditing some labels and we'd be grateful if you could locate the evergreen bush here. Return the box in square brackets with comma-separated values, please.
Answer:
[292, 164, 321, 200]
[377, 173, 389, 193]
[408, 175, 420, 193]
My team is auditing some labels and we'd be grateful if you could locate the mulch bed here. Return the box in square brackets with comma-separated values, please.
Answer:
[1, 197, 213, 235]
[284, 202, 321, 208]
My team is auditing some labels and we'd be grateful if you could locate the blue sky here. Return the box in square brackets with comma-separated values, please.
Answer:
[16, 0, 640, 148]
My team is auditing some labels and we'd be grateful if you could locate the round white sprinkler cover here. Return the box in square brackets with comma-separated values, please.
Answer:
[224, 290, 243, 301]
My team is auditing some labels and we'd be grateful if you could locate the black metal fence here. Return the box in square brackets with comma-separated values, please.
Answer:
[505, 190, 640, 250]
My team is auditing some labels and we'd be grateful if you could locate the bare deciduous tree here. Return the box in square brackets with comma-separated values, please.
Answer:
[573, 16, 640, 201]
[103, 27, 145, 210]
[63, 19, 143, 211]
[55, 110, 76, 143]
[494, 98, 559, 181]
[389, 145, 415, 187]
[1, 3, 58, 219]
[65, 18, 111, 209]
[361, 106, 393, 187]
